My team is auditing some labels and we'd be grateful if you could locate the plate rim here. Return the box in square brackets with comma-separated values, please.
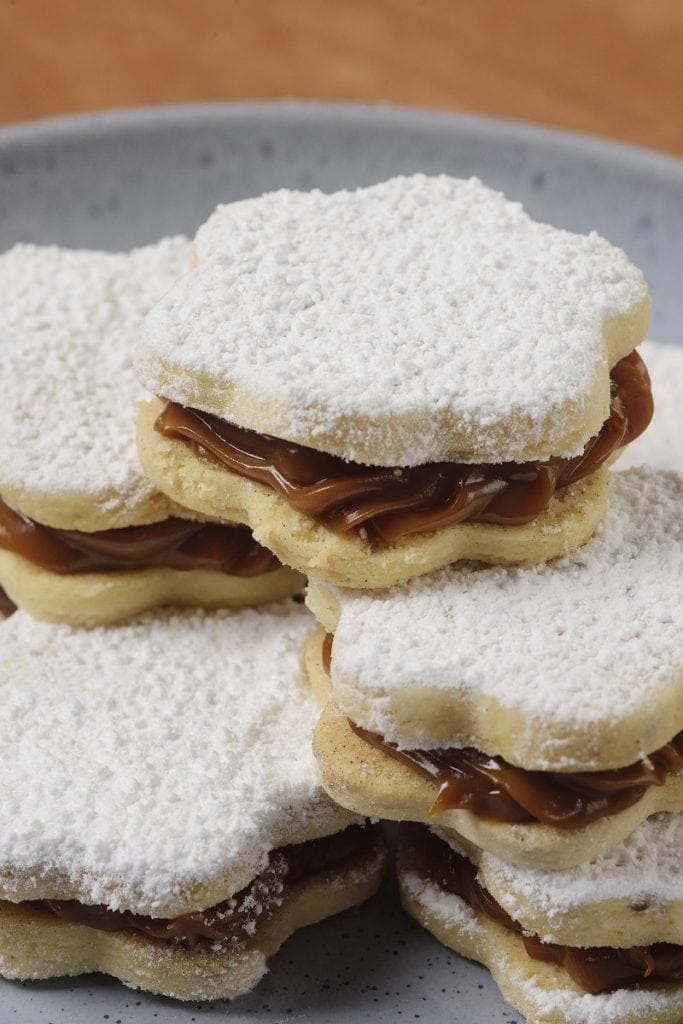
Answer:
[1, 98, 682, 182]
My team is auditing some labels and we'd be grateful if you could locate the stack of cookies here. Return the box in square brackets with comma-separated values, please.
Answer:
[310, 464, 683, 1023]
[2, 173, 682, 1022]
[0, 233, 387, 998]
[134, 175, 682, 1023]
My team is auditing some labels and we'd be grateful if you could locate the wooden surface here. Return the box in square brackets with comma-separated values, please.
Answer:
[0, 0, 681, 156]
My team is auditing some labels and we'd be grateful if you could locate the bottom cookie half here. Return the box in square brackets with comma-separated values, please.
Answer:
[0, 546, 303, 626]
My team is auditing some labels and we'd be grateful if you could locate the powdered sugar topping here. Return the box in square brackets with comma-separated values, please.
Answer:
[0, 238, 191, 520]
[0, 602, 358, 915]
[140, 175, 647, 466]
[481, 812, 683, 921]
[320, 467, 683, 767]
[401, 869, 478, 938]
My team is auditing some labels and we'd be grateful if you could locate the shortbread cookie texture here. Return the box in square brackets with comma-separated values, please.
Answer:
[398, 825, 683, 1024]
[618, 340, 683, 472]
[307, 631, 683, 870]
[140, 175, 648, 466]
[0, 545, 302, 627]
[0, 604, 384, 999]
[0, 240, 191, 530]
[307, 467, 683, 773]
[137, 398, 609, 588]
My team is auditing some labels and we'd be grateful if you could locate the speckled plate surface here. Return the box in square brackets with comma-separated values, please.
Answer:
[0, 102, 681, 1024]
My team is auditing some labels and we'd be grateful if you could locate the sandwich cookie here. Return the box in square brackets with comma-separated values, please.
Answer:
[618, 340, 683, 473]
[307, 467, 683, 870]
[398, 819, 683, 1024]
[137, 175, 651, 589]
[0, 243, 301, 625]
[0, 603, 385, 1000]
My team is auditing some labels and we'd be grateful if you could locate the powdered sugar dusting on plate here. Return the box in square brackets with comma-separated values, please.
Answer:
[0, 239, 191, 516]
[0, 602, 358, 915]
[140, 175, 647, 466]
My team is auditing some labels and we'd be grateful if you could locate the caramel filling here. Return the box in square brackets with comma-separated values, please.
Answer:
[0, 587, 15, 618]
[405, 825, 683, 996]
[15, 824, 377, 948]
[155, 352, 652, 546]
[352, 720, 683, 831]
[321, 638, 683, 830]
[353, 722, 683, 829]
[0, 497, 280, 577]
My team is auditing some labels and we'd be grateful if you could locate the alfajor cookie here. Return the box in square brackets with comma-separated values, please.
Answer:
[137, 174, 652, 589]
[0, 603, 385, 1000]
[307, 467, 683, 870]
[0, 242, 301, 625]
[618, 340, 683, 473]
[398, 820, 683, 1024]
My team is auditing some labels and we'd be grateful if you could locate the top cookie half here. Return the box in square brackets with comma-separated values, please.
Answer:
[138, 175, 649, 467]
[0, 239, 191, 530]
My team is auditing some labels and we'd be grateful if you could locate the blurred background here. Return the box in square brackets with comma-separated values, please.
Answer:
[1, 0, 681, 155]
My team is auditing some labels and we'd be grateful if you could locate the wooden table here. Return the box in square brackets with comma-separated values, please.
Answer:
[1, 0, 681, 156]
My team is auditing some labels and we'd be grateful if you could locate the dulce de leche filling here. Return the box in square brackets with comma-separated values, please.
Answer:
[155, 352, 652, 546]
[0, 587, 16, 618]
[0, 497, 280, 577]
[321, 637, 683, 830]
[405, 825, 683, 996]
[15, 824, 377, 948]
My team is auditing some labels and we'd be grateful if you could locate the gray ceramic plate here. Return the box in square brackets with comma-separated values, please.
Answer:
[0, 102, 681, 1024]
